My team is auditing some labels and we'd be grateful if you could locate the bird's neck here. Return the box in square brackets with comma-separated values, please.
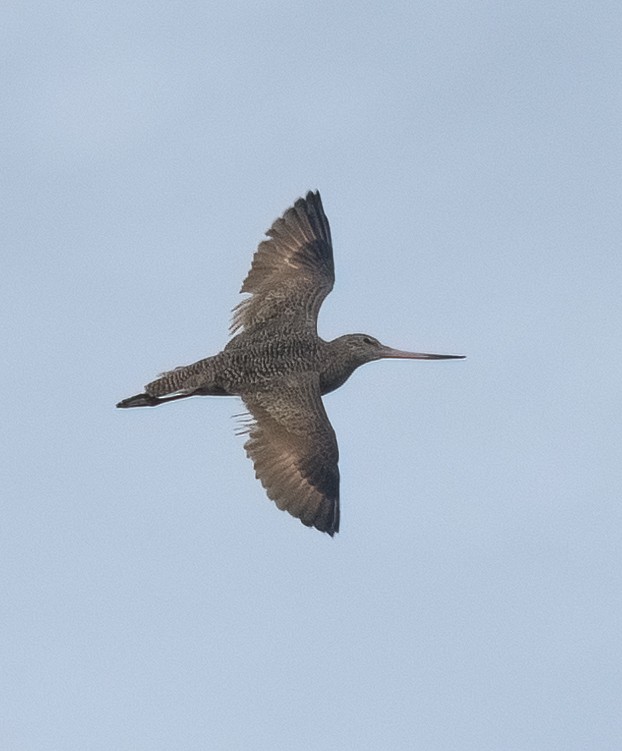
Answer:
[319, 337, 363, 395]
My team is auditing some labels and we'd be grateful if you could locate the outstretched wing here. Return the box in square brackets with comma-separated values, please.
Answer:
[240, 373, 340, 536]
[231, 191, 334, 336]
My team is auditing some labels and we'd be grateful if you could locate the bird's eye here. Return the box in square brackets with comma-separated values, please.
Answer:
[362, 336, 375, 345]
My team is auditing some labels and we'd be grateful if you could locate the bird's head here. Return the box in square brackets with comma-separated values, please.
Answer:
[336, 333, 465, 367]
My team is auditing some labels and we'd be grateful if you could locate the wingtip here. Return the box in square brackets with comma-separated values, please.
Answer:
[294, 190, 321, 213]
[305, 189, 323, 212]
[310, 520, 338, 537]
[313, 506, 340, 537]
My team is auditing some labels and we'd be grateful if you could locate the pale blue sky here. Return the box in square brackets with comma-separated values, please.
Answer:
[3, 2, 621, 749]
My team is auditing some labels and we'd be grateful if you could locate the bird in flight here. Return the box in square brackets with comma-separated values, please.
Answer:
[117, 192, 464, 535]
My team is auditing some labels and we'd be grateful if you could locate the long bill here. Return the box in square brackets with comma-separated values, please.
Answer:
[379, 347, 465, 360]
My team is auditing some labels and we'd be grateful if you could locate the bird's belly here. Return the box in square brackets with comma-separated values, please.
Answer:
[219, 338, 320, 392]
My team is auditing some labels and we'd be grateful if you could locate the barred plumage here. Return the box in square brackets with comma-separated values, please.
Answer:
[117, 191, 464, 535]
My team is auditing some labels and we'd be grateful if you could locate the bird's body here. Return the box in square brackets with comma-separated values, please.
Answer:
[117, 192, 464, 535]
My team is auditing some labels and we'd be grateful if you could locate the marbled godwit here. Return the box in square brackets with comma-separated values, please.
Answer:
[117, 192, 464, 535]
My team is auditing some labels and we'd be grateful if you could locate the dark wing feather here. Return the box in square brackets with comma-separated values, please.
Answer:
[240, 373, 340, 535]
[231, 191, 334, 335]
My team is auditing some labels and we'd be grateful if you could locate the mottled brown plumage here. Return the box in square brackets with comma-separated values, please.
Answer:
[117, 191, 464, 535]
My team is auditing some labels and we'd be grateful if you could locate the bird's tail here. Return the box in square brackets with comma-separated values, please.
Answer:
[116, 393, 161, 408]
[116, 362, 200, 409]
[116, 390, 197, 408]
[116, 354, 225, 409]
